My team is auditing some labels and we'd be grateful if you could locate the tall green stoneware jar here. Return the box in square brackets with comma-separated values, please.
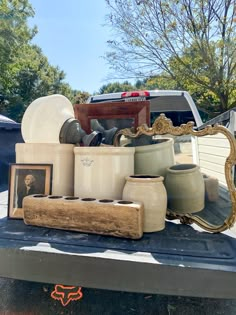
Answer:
[165, 163, 205, 214]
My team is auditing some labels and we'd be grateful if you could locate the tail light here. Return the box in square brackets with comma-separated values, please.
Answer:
[121, 91, 150, 98]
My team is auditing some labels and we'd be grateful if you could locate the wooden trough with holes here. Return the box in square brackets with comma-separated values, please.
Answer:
[23, 194, 144, 239]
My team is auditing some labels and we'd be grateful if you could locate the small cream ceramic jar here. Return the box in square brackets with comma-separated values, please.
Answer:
[122, 175, 167, 232]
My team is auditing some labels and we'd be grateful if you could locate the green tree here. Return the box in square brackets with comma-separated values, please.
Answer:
[74, 90, 91, 104]
[105, 0, 236, 112]
[134, 76, 180, 90]
[99, 81, 135, 94]
[0, 1, 76, 122]
[0, 0, 36, 88]
[3, 44, 75, 121]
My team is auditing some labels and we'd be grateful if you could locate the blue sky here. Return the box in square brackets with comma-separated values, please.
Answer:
[29, 0, 113, 94]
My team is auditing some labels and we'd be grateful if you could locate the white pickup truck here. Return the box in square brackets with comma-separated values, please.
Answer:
[88, 89, 230, 191]
[87, 89, 205, 128]
[1, 94, 236, 301]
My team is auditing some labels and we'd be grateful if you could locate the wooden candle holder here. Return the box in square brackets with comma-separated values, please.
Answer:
[23, 194, 144, 239]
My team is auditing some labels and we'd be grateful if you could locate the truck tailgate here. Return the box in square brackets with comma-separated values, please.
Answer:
[0, 190, 236, 298]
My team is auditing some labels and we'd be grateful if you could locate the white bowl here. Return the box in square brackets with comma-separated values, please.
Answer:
[21, 94, 75, 143]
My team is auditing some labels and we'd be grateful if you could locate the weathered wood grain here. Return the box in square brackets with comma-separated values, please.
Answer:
[23, 195, 144, 239]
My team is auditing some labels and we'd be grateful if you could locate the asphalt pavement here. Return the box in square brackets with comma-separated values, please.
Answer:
[0, 278, 236, 315]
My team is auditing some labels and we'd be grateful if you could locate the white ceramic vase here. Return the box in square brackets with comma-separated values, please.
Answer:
[165, 163, 205, 214]
[133, 138, 175, 177]
[74, 146, 135, 200]
[122, 175, 167, 232]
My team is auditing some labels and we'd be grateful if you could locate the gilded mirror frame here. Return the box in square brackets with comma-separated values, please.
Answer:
[114, 114, 236, 233]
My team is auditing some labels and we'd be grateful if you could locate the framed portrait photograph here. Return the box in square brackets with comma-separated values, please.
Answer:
[8, 163, 53, 219]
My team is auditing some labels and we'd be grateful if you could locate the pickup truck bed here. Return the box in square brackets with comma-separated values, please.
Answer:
[0, 190, 236, 299]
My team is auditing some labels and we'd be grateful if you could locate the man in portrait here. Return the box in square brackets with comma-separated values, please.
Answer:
[10, 166, 50, 218]
[17, 174, 39, 208]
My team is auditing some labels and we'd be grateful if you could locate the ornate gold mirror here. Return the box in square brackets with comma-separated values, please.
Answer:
[114, 114, 236, 232]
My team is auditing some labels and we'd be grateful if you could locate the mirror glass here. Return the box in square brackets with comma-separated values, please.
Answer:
[91, 118, 135, 131]
[171, 132, 232, 228]
[114, 115, 236, 232]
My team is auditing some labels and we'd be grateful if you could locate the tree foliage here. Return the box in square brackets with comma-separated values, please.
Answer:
[74, 90, 91, 104]
[99, 81, 135, 94]
[0, 0, 36, 77]
[4, 44, 76, 121]
[0, 0, 75, 122]
[105, 0, 236, 112]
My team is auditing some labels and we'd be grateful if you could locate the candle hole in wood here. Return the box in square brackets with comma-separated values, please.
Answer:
[98, 199, 114, 203]
[33, 194, 48, 198]
[48, 196, 63, 199]
[81, 198, 96, 202]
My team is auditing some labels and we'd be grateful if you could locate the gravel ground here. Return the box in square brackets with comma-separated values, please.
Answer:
[0, 278, 236, 315]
